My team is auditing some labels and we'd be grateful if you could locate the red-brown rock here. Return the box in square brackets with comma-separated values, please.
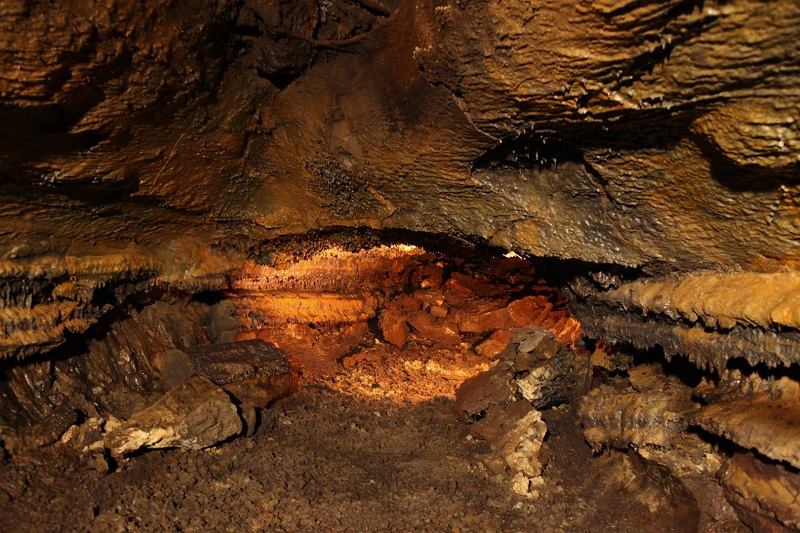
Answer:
[379, 304, 410, 347]
[719, 452, 800, 532]
[453, 360, 516, 420]
[475, 330, 514, 358]
[407, 311, 461, 345]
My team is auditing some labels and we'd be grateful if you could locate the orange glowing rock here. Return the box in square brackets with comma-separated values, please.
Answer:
[379, 304, 410, 347]
[228, 290, 378, 327]
[407, 311, 461, 345]
[475, 330, 514, 358]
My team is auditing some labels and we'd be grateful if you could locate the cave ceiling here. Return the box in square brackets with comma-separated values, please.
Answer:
[1, 0, 799, 361]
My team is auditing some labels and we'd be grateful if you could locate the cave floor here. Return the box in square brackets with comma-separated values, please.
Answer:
[0, 339, 697, 532]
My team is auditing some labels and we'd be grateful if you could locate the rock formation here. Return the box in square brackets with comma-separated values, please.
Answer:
[1, 0, 799, 530]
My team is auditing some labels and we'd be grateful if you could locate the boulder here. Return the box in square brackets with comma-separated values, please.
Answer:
[104, 375, 242, 457]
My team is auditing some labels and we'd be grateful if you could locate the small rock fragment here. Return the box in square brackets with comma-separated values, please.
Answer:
[513, 327, 558, 364]
[455, 306, 513, 335]
[471, 400, 548, 492]
[511, 472, 532, 496]
[429, 304, 448, 319]
[104, 375, 242, 457]
[507, 296, 550, 328]
[453, 360, 516, 419]
[60, 417, 110, 471]
[378, 304, 410, 347]
[178, 339, 293, 407]
[514, 349, 589, 409]
[497, 327, 557, 372]
[475, 330, 514, 358]
[411, 263, 444, 289]
[407, 311, 461, 345]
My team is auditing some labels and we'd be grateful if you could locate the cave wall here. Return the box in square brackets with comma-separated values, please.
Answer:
[2, 4, 799, 529]
[1, 0, 799, 375]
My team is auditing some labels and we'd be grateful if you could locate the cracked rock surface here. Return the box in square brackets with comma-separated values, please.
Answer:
[1, 1, 800, 527]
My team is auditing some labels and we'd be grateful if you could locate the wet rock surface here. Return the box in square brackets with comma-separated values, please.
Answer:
[570, 271, 800, 371]
[577, 352, 800, 532]
[0, 9, 798, 530]
[719, 452, 800, 532]
[182, 339, 294, 408]
[579, 364, 701, 450]
[454, 327, 592, 497]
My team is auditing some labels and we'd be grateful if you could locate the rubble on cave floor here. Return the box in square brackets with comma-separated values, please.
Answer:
[0, 335, 702, 533]
[1, 243, 798, 532]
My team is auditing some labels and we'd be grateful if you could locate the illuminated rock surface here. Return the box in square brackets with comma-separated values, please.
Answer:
[1, 0, 799, 530]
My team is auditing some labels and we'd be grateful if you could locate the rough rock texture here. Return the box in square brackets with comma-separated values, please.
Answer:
[694, 386, 800, 470]
[0, 299, 213, 428]
[471, 401, 549, 496]
[163, 340, 294, 408]
[453, 360, 516, 421]
[230, 246, 582, 377]
[454, 327, 591, 496]
[0, 341, 703, 533]
[577, 355, 800, 531]
[635, 434, 746, 532]
[719, 452, 800, 532]
[187, 340, 289, 385]
[1, 1, 800, 529]
[0, 0, 798, 368]
[579, 363, 701, 450]
[570, 271, 800, 371]
[0, 246, 579, 464]
[104, 375, 242, 457]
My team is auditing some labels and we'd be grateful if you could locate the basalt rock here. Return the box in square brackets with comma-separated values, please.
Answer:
[570, 272, 800, 371]
[0, 403, 79, 459]
[453, 360, 516, 421]
[186, 340, 289, 386]
[0, 0, 799, 529]
[1, 0, 797, 372]
[456, 326, 590, 497]
[470, 400, 548, 497]
[694, 392, 800, 470]
[455, 326, 590, 419]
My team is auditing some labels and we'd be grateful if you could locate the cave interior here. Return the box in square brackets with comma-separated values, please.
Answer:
[1, 0, 799, 531]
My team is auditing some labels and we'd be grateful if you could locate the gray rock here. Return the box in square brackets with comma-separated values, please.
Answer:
[501, 327, 558, 371]
[515, 349, 590, 409]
